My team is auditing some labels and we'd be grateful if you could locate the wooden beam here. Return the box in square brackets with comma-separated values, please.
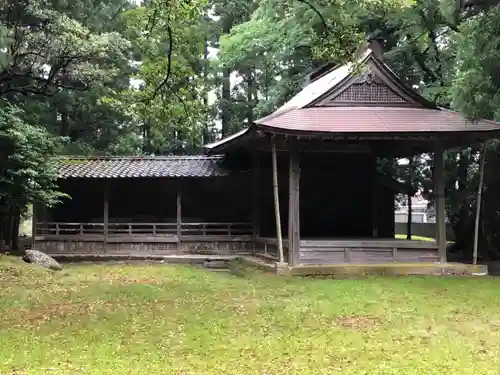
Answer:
[434, 145, 447, 263]
[271, 135, 285, 264]
[288, 138, 300, 266]
[103, 181, 109, 251]
[177, 185, 182, 243]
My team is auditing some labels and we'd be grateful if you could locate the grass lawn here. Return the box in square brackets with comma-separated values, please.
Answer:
[1, 256, 500, 374]
[395, 234, 436, 241]
[395, 234, 455, 244]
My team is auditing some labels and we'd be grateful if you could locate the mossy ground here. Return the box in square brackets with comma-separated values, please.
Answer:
[1, 255, 500, 374]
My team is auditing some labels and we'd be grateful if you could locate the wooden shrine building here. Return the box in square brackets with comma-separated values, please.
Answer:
[34, 42, 500, 268]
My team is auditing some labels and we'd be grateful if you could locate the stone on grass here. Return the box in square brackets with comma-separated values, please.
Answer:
[22, 249, 62, 271]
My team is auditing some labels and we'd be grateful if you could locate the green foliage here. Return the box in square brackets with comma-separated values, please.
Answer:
[116, 0, 213, 154]
[0, 0, 131, 96]
[451, 5, 500, 121]
[0, 103, 64, 215]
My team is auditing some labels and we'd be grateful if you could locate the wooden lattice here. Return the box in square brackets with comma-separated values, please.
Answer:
[331, 82, 407, 103]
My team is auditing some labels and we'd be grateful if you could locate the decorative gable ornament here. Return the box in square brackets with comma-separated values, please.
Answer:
[316, 69, 409, 106]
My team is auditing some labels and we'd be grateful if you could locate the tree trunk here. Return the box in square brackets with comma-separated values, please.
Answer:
[5, 205, 20, 250]
[142, 121, 152, 154]
[0, 214, 5, 251]
[221, 67, 231, 137]
[246, 70, 255, 125]
[202, 30, 211, 144]
[10, 211, 19, 251]
[4, 205, 13, 248]
[60, 111, 70, 137]
[220, 17, 232, 137]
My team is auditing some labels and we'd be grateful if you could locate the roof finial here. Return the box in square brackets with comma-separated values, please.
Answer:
[367, 36, 385, 59]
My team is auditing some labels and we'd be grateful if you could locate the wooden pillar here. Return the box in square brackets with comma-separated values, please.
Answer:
[176, 186, 182, 243]
[406, 157, 414, 240]
[252, 153, 260, 238]
[271, 135, 285, 264]
[103, 181, 109, 250]
[434, 145, 447, 263]
[288, 138, 300, 266]
[406, 192, 412, 240]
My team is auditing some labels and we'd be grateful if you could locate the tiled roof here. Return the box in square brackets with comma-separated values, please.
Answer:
[255, 107, 500, 134]
[267, 60, 354, 117]
[204, 44, 500, 154]
[56, 156, 230, 179]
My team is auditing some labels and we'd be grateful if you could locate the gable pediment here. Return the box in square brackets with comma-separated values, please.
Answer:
[310, 59, 428, 108]
[329, 71, 408, 104]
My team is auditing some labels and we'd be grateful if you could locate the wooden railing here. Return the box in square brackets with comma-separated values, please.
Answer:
[35, 222, 253, 238]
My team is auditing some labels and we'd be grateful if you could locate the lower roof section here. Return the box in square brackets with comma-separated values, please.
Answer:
[56, 155, 229, 179]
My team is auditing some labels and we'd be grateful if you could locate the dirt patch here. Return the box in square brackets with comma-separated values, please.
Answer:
[333, 315, 379, 330]
[435, 288, 449, 295]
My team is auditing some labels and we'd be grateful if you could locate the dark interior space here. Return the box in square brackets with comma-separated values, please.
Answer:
[182, 173, 252, 223]
[49, 179, 104, 222]
[48, 173, 253, 224]
[257, 152, 394, 238]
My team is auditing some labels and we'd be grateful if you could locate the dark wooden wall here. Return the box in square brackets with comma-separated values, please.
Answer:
[47, 173, 253, 224]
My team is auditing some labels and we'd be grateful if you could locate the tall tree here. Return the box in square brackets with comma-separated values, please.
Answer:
[0, 0, 133, 154]
[115, 0, 210, 155]
[0, 0, 133, 246]
[0, 103, 63, 249]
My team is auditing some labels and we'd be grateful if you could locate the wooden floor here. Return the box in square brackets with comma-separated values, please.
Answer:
[299, 238, 438, 265]
[36, 235, 439, 266]
[254, 237, 439, 265]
